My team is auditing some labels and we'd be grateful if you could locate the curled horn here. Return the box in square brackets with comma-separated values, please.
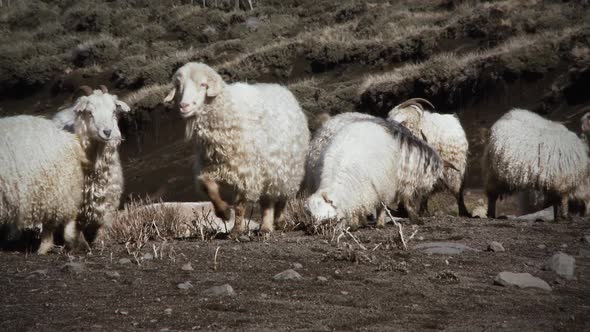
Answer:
[397, 98, 435, 111]
[78, 85, 93, 96]
[443, 160, 460, 172]
[99, 85, 108, 93]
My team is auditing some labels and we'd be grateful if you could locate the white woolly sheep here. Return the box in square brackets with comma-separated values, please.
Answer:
[0, 116, 88, 254]
[304, 112, 374, 194]
[305, 114, 444, 227]
[53, 85, 129, 244]
[388, 98, 471, 217]
[163, 62, 310, 236]
[483, 108, 590, 221]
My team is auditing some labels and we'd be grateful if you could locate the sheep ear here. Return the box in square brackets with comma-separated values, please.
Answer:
[115, 100, 130, 113]
[73, 97, 89, 113]
[206, 73, 223, 97]
[163, 88, 176, 103]
[321, 192, 333, 205]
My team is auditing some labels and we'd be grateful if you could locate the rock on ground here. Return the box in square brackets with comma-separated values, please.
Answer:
[494, 272, 551, 291]
[62, 262, 84, 274]
[118, 258, 132, 265]
[177, 282, 193, 290]
[202, 284, 236, 297]
[545, 252, 575, 280]
[414, 242, 479, 255]
[181, 263, 193, 271]
[488, 241, 505, 252]
[273, 269, 302, 281]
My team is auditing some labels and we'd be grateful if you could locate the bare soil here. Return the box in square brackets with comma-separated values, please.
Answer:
[1, 216, 589, 331]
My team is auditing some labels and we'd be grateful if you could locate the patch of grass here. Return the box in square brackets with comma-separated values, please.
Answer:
[359, 27, 590, 115]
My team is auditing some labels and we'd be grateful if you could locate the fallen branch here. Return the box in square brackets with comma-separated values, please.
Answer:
[344, 227, 367, 250]
[381, 202, 413, 250]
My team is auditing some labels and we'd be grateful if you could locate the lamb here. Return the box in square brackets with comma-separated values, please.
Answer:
[0, 115, 88, 254]
[388, 98, 471, 217]
[53, 85, 129, 243]
[483, 109, 590, 221]
[163, 62, 310, 236]
[305, 113, 444, 227]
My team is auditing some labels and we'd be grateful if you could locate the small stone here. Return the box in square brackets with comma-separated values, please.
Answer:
[164, 308, 172, 315]
[488, 241, 505, 252]
[414, 242, 478, 255]
[317, 276, 328, 282]
[181, 263, 194, 271]
[119, 310, 128, 316]
[238, 235, 251, 242]
[28, 269, 48, 277]
[273, 269, 302, 281]
[583, 235, 590, 244]
[118, 258, 132, 265]
[62, 262, 84, 274]
[177, 282, 193, 290]
[143, 253, 154, 261]
[202, 284, 236, 297]
[132, 322, 139, 327]
[105, 271, 120, 278]
[546, 252, 575, 280]
[561, 244, 568, 249]
[340, 291, 349, 295]
[292, 262, 303, 269]
[538, 244, 547, 250]
[494, 272, 551, 291]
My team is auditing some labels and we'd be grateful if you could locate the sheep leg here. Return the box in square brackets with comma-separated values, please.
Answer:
[405, 201, 423, 225]
[37, 224, 55, 255]
[418, 197, 429, 216]
[486, 191, 499, 219]
[259, 197, 275, 234]
[348, 214, 361, 231]
[273, 199, 288, 231]
[230, 200, 247, 236]
[198, 175, 231, 220]
[456, 187, 472, 218]
[63, 220, 90, 252]
[554, 196, 570, 222]
[375, 206, 386, 228]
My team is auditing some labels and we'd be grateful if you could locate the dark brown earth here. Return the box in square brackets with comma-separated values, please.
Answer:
[1, 216, 589, 331]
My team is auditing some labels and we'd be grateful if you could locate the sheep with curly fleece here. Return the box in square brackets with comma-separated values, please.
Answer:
[305, 115, 444, 227]
[483, 109, 590, 220]
[53, 85, 129, 243]
[0, 115, 88, 254]
[388, 98, 471, 217]
[163, 62, 309, 236]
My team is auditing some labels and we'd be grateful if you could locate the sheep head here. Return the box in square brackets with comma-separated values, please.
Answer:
[388, 98, 435, 136]
[582, 112, 590, 135]
[163, 62, 226, 119]
[305, 192, 338, 223]
[72, 85, 130, 143]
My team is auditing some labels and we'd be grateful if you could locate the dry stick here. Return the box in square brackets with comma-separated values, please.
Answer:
[344, 227, 367, 250]
[381, 202, 408, 250]
[213, 246, 221, 271]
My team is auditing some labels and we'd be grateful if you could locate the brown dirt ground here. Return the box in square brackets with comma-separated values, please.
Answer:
[1, 216, 589, 331]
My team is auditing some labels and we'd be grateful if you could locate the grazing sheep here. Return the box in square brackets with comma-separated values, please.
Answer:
[388, 98, 471, 217]
[0, 116, 88, 254]
[304, 112, 374, 194]
[53, 85, 129, 243]
[163, 62, 309, 236]
[483, 109, 590, 221]
[305, 114, 444, 227]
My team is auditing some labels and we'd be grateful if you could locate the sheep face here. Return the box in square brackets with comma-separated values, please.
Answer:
[582, 112, 590, 135]
[388, 106, 422, 135]
[73, 92, 129, 142]
[163, 62, 224, 119]
[305, 193, 337, 222]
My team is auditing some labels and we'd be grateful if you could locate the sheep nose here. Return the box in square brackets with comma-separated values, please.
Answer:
[103, 129, 112, 138]
[180, 102, 190, 109]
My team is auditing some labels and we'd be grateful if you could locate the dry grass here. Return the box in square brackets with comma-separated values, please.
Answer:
[105, 198, 219, 252]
